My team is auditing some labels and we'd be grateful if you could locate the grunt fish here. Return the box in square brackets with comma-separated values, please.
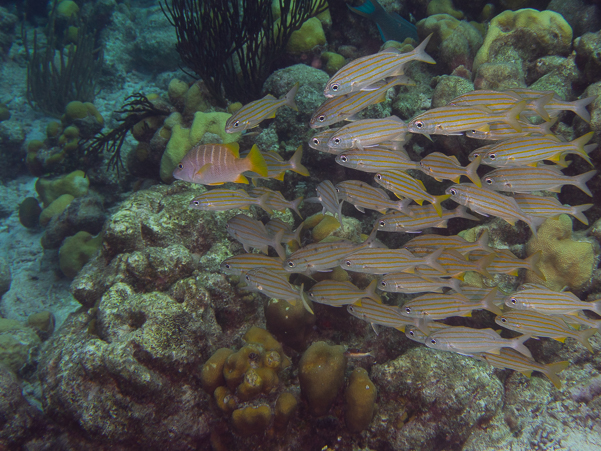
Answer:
[226, 214, 286, 259]
[220, 254, 286, 276]
[189, 189, 273, 215]
[404, 229, 493, 256]
[513, 193, 593, 226]
[402, 288, 502, 320]
[505, 285, 601, 316]
[335, 147, 417, 173]
[244, 267, 313, 314]
[251, 187, 304, 219]
[308, 279, 381, 307]
[327, 116, 408, 150]
[336, 179, 413, 215]
[376, 205, 479, 233]
[340, 246, 446, 275]
[347, 298, 416, 334]
[418, 153, 482, 187]
[378, 272, 462, 294]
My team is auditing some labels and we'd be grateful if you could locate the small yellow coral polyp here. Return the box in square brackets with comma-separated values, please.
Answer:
[525, 215, 597, 292]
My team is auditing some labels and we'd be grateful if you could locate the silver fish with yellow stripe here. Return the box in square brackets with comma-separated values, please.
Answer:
[323, 34, 435, 97]
[405, 322, 452, 344]
[311, 75, 412, 128]
[336, 180, 412, 215]
[425, 326, 532, 358]
[480, 349, 569, 389]
[495, 310, 597, 352]
[251, 187, 304, 219]
[189, 189, 273, 215]
[414, 249, 495, 280]
[418, 153, 482, 187]
[376, 205, 479, 233]
[513, 193, 593, 226]
[445, 183, 538, 236]
[335, 147, 417, 173]
[460, 285, 506, 306]
[505, 285, 601, 315]
[340, 246, 446, 275]
[313, 180, 343, 220]
[265, 218, 303, 247]
[375, 170, 451, 217]
[248, 145, 310, 182]
[407, 102, 525, 136]
[220, 254, 286, 276]
[448, 89, 551, 120]
[469, 249, 544, 279]
[309, 128, 341, 153]
[466, 118, 557, 140]
[506, 88, 596, 123]
[378, 272, 462, 294]
[347, 298, 417, 333]
[328, 116, 407, 150]
[402, 288, 502, 320]
[404, 229, 493, 256]
[225, 83, 299, 133]
[308, 279, 381, 307]
[244, 267, 313, 314]
[226, 214, 286, 259]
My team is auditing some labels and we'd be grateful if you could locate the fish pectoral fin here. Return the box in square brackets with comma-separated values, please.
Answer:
[551, 337, 567, 343]
[475, 124, 490, 132]
[195, 163, 213, 176]
[519, 370, 533, 378]
[233, 174, 249, 184]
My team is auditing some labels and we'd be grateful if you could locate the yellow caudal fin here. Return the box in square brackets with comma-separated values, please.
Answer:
[431, 194, 451, 217]
[577, 328, 597, 353]
[466, 154, 482, 187]
[245, 144, 268, 177]
[543, 361, 569, 389]
[288, 145, 310, 177]
[505, 100, 526, 132]
[571, 131, 594, 166]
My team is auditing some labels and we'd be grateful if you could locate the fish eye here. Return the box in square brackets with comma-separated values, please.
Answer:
[313, 138, 319, 145]
[309, 292, 314, 297]
[408, 330, 415, 336]
[340, 155, 348, 162]
[449, 188, 457, 195]
[319, 115, 326, 122]
[234, 120, 240, 127]
[192, 201, 199, 205]
[379, 220, 386, 227]
[225, 224, 229, 228]
[331, 83, 339, 92]
[334, 138, 341, 144]
[405, 307, 411, 314]
[415, 121, 424, 129]
[348, 305, 354, 312]
[345, 260, 352, 267]
[224, 264, 231, 269]
[510, 297, 517, 304]
[488, 153, 496, 160]
[485, 177, 493, 185]
[245, 275, 250, 281]
[500, 317, 507, 323]
[376, 174, 382, 180]
[178, 164, 184, 169]
[430, 338, 437, 345]
[380, 281, 386, 287]
[287, 261, 295, 268]
[335, 187, 340, 193]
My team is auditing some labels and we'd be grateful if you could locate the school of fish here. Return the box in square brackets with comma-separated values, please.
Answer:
[175, 34, 600, 389]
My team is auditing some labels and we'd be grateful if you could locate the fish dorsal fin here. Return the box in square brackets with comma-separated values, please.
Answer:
[448, 155, 460, 165]
[416, 179, 426, 191]
[225, 142, 240, 158]
[265, 94, 277, 101]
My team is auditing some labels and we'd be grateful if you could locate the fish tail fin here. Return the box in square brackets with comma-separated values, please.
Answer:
[476, 253, 496, 279]
[573, 169, 597, 197]
[592, 300, 601, 315]
[246, 144, 269, 177]
[511, 334, 532, 359]
[570, 203, 594, 226]
[571, 95, 596, 123]
[532, 93, 554, 121]
[481, 287, 502, 315]
[539, 116, 558, 135]
[273, 229, 287, 260]
[542, 361, 570, 389]
[365, 279, 382, 304]
[525, 250, 545, 280]
[571, 132, 595, 166]
[576, 328, 597, 353]
[505, 100, 526, 132]
[256, 192, 274, 216]
[288, 145, 310, 176]
[431, 194, 451, 217]
[299, 283, 314, 315]
[425, 247, 447, 274]
[454, 205, 480, 222]
[476, 229, 492, 253]
[289, 196, 304, 219]
[290, 221, 304, 247]
[448, 277, 462, 293]
[363, 224, 380, 248]
[465, 154, 482, 186]
[416, 318, 430, 335]
[347, 0, 377, 17]
[413, 33, 436, 64]
[524, 215, 539, 238]
[284, 82, 299, 111]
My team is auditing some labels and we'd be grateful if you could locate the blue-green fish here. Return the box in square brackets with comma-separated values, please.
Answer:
[348, 0, 418, 43]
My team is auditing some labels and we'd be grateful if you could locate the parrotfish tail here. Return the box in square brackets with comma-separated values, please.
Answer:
[246, 144, 269, 177]
[466, 154, 482, 186]
[533, 93, 554, 121]
[455, 205, 480, 222]
[481, 287, 502, 315]
[347, 0, 378, 18]
[539, 116, 558, 135]
[284, 82, 300, 111]
[505, 100, 526, 132]
[365, 279, 382, 304]
[572, 131, 595, 166]
[573, 169, 597, 197]
[447, 277, 462, 293]
[273, 229, 287, 260]
[570, 203, 593, 226]
[288, 145, 310, 176]
[542, 361, 569, 389]
[290, 222, 304, 246]
[571, 95, 596, 123]
[414, 33, 436, 64]
[512, 334, 533, 359]
[290, 196, 304, 219]
[425, 247, 447, 274]
[256, 192, 274, 216]
[476, 253, 496, 279]
[299, 283, 315, 315]
[577, 328, 597, 353]
[525, 250, 545, 280]
[431, 194, 451, 217]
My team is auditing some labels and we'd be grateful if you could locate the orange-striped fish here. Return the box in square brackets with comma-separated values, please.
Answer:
[225, 83, 299, 133]
[323, 34, 435, 97]
[244, 267, 313, 313]
[335, 148, 417, 173]
[481, 166, 597, 196]
[480, 132, 595, 167]
[308, 279, 381, 306]
[425, 326, 532, 358]
[495, 310, 597, 352]
[445, 183, 538, 236]
[414, 249, 495, 280]
[265, 218, 304, 247]
[378, 272, 462, 294]
[469, 249, 544, 279]
[347, 298, 417, 333]
[328, 116, 407, 150]
[250, 187, 304, 219]
[506, 89, 596, 123]
[402, 288, 502, 320]
[376, 205, 479, 232]
[309, 128, 341, 153]
[505, 285, 601, 315]
[310, 76, 412, 128]
[404, 229, 493, 256]
[173, 143, 268, 185]
[189, 189, 273, 215]
[340, 247, 446, 275]
[448, 90, 551, 120]
[405, 321, 452, 344]
[480, 349, 569, 388]
[513, 193, 593, 225]
[419, 153, 482, 186]
[220, 254, 286, 276]
[407, 102, 525, 136]
[375, 170, 450, 217]
[226, 214, 286, 259]
[336, 180, 412, 215]
[466, 118, 557, 140]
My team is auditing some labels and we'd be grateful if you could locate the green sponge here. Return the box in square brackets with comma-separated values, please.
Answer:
[58, 231, 102, 279]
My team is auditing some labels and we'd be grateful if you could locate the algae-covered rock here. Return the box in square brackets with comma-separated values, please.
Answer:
[0, 256, 10, 296]
[231, 405, 273, 436]
[345, 367, 377, 433]
[58, 231, 103, 279]
[575, 30, 601, 84]
[298, 341, 347, 416]
[0, 318, 40, 373]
